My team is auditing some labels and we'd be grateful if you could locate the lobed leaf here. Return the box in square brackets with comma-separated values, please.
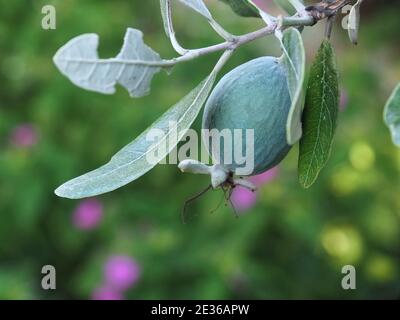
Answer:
[383, 83, 400, 147]
[279, 27, 306, 145]
[53, 28, 163, 98]
[298, 40, 339, 188]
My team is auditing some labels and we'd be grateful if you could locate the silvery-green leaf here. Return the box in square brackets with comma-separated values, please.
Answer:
[53, 28, 163, 98]
[178, 0, 212, 20]
[160, 0, 187, 55]
[279, 27, 306, 145]
[54, 50, 234, 199]
[160, 0, 172, 37]
[383, 83, 400, 147]
[348, 0, 363, 45]
[298, 40, 339, 188]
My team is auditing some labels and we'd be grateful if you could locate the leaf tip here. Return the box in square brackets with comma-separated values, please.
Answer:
[299, 175, 316, 189]
[54, 183, 79, 199]
[299, 181, 312, 189]
[54, 185, 66, 198]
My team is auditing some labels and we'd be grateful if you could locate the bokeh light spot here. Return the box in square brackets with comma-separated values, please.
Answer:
[321, 225, 363, 264]
[349, 142, 375, 172]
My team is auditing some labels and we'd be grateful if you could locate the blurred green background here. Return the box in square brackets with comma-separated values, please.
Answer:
[0, 0, 399, 299]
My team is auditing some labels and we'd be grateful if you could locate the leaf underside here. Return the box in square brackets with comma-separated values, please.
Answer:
[55, 73, 218, 199]
[279, 27, 306, 146]
[383, 83, 400, 147]
[298, 40, 339, 189]
[53, 28, 162, 98]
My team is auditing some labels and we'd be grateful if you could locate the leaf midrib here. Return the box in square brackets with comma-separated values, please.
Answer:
[303, 43, 329, 186]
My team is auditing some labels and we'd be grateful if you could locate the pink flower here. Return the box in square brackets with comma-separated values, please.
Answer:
[104, 256, 140, 291]
[91, 285, 124, 300]
[72, 198, 103, 230]
[9, 124, 38, 148]
[249, 167, 279, 186]
[231, 187, 257, 212]
[231, 167, 279, 212]
[252, 0, 269, 11]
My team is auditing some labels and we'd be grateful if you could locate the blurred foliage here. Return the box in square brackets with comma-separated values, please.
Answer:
[0, 0, 399, 299]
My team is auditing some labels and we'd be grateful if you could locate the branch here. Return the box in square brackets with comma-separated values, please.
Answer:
[305, 0, 354, 20]
[155, 14, 315, 67]
[165, 16, 311, 64]
[77, 14, 316, 70]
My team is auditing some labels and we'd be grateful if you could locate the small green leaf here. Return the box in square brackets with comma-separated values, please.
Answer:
[298, 40, 339, 188]
[279, 27, 306, 145]
[383, 83, 400, 147]
[219, 0, 260, 18]
[54, 50, 233, 199]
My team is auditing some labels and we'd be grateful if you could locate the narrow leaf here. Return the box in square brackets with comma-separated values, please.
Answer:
[55, 51, 232, 199]
[298, 40, 339, 188]
[383, 83, 400, 147]
[178, 0, 212, 20]
[219, 0, 260, 18]
[55, 78, 215, 199]
[160, 0, 187, 55]
[160, 0, 172, 37]
[53, 28, 163, 98]
[279, 27, 306, 145]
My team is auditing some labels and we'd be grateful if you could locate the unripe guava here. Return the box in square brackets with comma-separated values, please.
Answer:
[202, 56, 292, 176]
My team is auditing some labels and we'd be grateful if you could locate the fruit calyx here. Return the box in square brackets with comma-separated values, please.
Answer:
[178, 159, 257, 191]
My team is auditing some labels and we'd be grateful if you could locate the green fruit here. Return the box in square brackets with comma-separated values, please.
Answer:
[202, 57, 292, 175]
